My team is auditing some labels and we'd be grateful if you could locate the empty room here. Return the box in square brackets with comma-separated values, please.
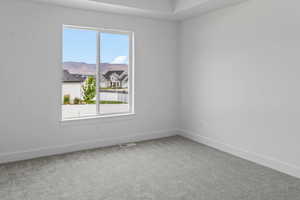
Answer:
[1, 0, 300, 199]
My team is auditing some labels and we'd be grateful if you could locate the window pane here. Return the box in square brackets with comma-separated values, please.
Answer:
[99, 33, 130, 114]
[62, 27, 97, 119]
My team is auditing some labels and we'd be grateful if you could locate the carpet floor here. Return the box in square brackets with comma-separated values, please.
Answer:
[0, 136, 300, 200]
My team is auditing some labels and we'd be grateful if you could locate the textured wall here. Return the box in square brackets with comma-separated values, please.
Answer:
[179, 0, 300, 173]
[0, 0, 178, 157]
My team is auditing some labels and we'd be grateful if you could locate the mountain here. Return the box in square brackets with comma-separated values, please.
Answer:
[63, 62, 96, 75]
[63, 62, 128, 75]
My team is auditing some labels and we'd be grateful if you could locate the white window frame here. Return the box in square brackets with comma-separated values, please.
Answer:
[61, 25, 135, 122]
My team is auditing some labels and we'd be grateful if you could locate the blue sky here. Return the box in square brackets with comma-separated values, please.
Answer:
[63, 28, 129, 64]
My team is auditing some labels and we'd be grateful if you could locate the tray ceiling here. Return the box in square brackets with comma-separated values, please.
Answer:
[30, 0, 248, 20]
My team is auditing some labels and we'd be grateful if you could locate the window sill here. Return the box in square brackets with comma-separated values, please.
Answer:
[60, 112, 136, 125]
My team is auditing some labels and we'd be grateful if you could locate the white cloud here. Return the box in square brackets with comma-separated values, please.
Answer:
[110, 56, 128, 64]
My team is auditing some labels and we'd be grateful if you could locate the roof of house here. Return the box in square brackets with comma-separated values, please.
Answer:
[103, 70, 128, 81]
[63, 69, 128, 83]
[101, 63, 128, 74]
[63, 70, 85, 83]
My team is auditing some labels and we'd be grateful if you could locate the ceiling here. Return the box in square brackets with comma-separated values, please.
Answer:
[30, 0, 248, 20]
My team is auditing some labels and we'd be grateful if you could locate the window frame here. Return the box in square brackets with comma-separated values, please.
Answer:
[61, 25, 135, 122]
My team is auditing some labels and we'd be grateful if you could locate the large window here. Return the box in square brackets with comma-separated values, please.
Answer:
[62, 25, 134, 120]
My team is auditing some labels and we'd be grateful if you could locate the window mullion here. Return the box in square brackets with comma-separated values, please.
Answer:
[96, 32, 100, 115]
[129, 32, 134, 114]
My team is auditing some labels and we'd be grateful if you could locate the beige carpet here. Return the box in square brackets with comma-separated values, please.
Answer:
[0, 136, 300, 200]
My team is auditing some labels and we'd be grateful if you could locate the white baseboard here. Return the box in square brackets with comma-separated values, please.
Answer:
[178, 129, 300, 179]
[0, 129, 178, 164]
[3, 128, 300, 179]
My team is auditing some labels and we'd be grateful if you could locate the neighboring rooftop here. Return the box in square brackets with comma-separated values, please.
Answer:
[63, 70, 86, 83]
[63, 64, 128, 83]
[103, 71, 128, 82]
[63, 62, 127, 76]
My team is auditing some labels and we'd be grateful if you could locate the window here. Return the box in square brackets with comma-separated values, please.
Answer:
[62, 25, 134, 120]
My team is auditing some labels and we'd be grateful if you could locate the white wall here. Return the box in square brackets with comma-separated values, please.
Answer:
[179, 0, 300, 176]
[0, 0, 178, 162]
[62, 83, 82, 102]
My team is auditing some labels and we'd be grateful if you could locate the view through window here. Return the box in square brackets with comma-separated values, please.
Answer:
[62, 26, 133, 120]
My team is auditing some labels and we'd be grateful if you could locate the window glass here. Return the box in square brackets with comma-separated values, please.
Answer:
[62, 28, 97, 119]
[62, 26, 133, 120]
[100, 33, 130, 115]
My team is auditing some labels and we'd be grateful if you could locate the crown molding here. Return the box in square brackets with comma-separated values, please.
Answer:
[29, 0, 248, 21]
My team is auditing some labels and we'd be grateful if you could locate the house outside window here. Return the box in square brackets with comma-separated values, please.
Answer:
[61, 25, 134, 121]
